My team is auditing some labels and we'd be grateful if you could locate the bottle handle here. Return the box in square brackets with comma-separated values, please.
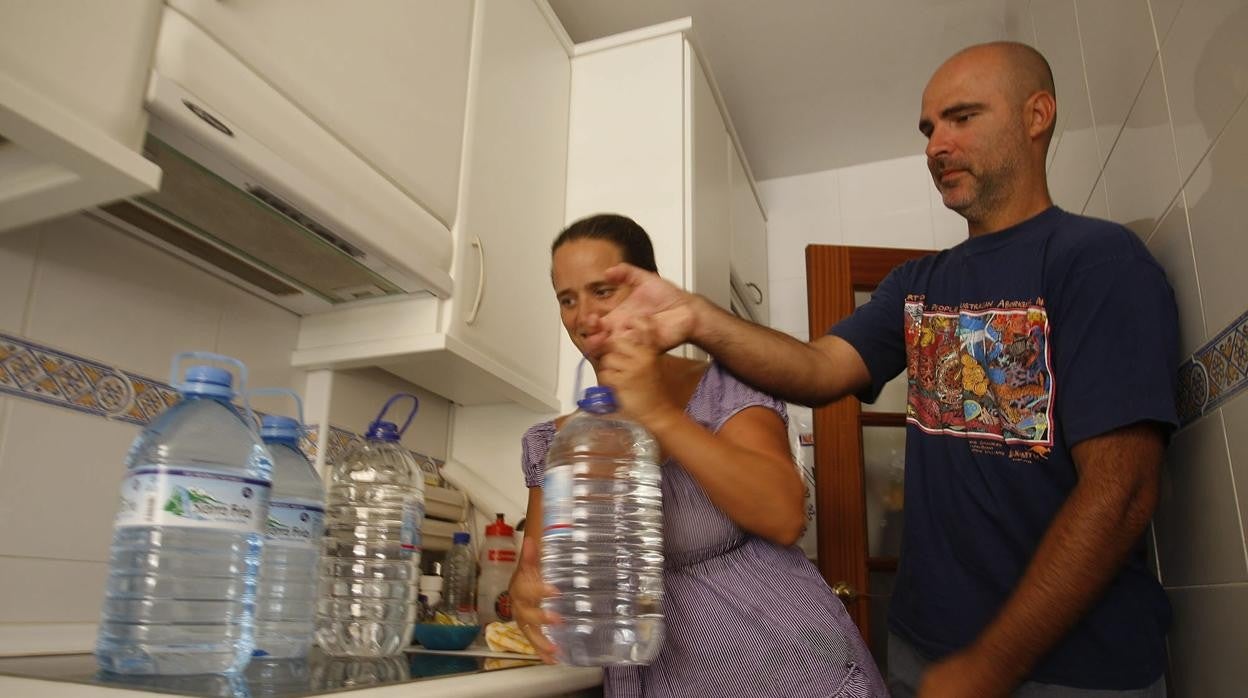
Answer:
[247, 388, 305, 428]
[170, 352, 258, 431]
[572, 356, 590, 405]
[374, 393, 420, 437]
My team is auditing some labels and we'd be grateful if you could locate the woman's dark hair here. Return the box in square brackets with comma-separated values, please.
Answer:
[552, 214, 659, 273]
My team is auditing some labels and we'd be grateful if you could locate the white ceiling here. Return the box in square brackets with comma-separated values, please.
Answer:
[549, 0, 1011, 181]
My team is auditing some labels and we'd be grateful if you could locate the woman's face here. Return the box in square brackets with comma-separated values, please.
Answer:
[551, 238, 631, 362]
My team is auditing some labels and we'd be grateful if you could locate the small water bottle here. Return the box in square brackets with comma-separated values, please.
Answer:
[541, 386, 664, 666]
[251, 389, 323, 659]
[96, 353, 273, 675]
[317, 394, 426, 657]
[441, 532, 478, 625]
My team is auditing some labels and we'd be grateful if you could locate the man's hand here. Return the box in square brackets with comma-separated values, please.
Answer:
[598, 317, 683, 431]
[508, 537, 560, 664]
[590, 263, 701, 356]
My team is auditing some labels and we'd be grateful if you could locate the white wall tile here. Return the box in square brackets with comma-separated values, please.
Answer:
[1076, 0, 1160, 170]
[1146, 193, 1207, 359]
[449, 402, 554, 515]
[1160, 0, 1248, 183]
[758, 170, 841, 283]
[767, 276, 811, 338]
[837, 155, 931, 223]
[1154, 413, 1248, 586]
[0, 400, 138, 562]
[1221, 393, 1248, 570]
[1148, 0, 1185, 44]
[1166, 583, 1248, 697]
[328, 367, 451, 460]
[0, 221, 40, 334]
[1083, 176, 1110, 219]
[215, 285, 304, 400]
[24, 215, 225, 380]
[1033, 0, 1095, 177]
[0, 557, 108, 623]
[842, 208, 935, 251]
[1185, 96, 1248, 337]
[1102, 57, 1184, 236]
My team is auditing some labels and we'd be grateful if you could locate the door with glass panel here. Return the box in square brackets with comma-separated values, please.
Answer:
[805, 245, 930, 674]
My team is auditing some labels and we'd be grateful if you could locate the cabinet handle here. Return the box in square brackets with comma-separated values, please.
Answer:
[746, 282, 764, 305]
[466, 236, 486, 326]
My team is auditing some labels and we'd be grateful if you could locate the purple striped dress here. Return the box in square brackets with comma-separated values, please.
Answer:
[522, 363, 886, 698]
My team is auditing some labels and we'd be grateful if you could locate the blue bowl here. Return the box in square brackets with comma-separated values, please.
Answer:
[413, 623, 481, 651]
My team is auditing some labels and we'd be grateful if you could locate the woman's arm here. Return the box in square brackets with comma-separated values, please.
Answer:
[598, 321, 806, 546]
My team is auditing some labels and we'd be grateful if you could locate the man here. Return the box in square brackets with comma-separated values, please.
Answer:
[589, 42, 1177, 697]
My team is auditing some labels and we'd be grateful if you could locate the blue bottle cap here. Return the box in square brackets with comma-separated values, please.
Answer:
[180, 365, 234, 398]
[452, 531, 471, 545]
[577, 386, 618, 414]
[260, 414, 301, 444]
[367, 420, 401, 442]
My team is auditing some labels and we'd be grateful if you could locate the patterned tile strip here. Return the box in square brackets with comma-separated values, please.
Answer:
[1177, 307, 1248, 427]
[0, 331, 446, 468]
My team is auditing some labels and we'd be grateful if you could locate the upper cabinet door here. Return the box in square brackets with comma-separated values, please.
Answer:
[730, 148, 769, 326]
[0, 0, 163, 232]
[687, 49, 731, 313]
[448, 0, 570, 397]
[165, 0, 473, 230]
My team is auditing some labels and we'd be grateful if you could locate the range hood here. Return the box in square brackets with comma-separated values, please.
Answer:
[94, 55, 454, 315]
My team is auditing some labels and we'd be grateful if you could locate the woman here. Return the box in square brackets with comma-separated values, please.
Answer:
[510, 214, 885, 697]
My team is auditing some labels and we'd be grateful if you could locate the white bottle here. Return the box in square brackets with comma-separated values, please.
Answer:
[476, 514, 518, 625]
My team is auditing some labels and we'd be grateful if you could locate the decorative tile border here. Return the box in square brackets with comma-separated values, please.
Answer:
[1176, 307, 1248, 427]
[0, 332, 445, 468]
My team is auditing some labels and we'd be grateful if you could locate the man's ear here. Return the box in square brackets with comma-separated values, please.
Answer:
[1025, 90, 1057, 141]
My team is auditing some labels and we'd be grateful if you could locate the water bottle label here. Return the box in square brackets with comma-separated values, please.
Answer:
[115, 466, 271, 533]
[542, 466, 573, 537]
[486, 549, 517, 562]
[401, 498, 426, 552]
[266, 497, 325, 545]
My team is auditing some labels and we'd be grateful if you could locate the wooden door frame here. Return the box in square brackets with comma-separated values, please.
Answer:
[806, 244, 930, 638]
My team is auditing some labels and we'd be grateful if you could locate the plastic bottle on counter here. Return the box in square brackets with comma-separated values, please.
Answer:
[441, 532, 478, 625]
[542, 386, 664, 666]
[476, 514, 518, 625]
[96, 353, 273, 675]
[251, 389, 324, 659]
[316, 394, 426, 657]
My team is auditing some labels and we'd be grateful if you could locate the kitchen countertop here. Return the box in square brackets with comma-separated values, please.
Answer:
[0, 649, 602, 697]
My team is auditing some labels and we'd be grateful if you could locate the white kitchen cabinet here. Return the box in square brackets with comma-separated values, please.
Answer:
[292, 0, 571, 413]
[165, 0, 473, 231]
[0, 0, 162, 232]
[730, 148, 770, 325]
[559, 19, 765, 408]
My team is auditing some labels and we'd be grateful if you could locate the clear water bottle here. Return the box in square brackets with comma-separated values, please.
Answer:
[441, 532, 478, 625]
[97, 353, 273, 675]
[251, 390, 323, 659]
[317, 394, 426, 657]
[541, 386, 664, 666]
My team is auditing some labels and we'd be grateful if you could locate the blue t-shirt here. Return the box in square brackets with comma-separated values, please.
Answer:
[830, 207, 1178, 689]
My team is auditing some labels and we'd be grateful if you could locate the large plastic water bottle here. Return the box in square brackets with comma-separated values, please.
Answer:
[317, 394, 426, 657]
[541, 386, 664, 666]
[251, 390, 324, 659]
[97, 353, 273, 675]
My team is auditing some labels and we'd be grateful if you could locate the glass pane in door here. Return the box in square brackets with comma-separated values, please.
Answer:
[862, 426, 906, 558]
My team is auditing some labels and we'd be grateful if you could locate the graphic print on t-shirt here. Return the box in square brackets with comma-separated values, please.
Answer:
[904, 296, 1054, 457]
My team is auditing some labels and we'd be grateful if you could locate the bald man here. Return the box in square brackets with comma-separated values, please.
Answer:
[589, 42, 1176, 697]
